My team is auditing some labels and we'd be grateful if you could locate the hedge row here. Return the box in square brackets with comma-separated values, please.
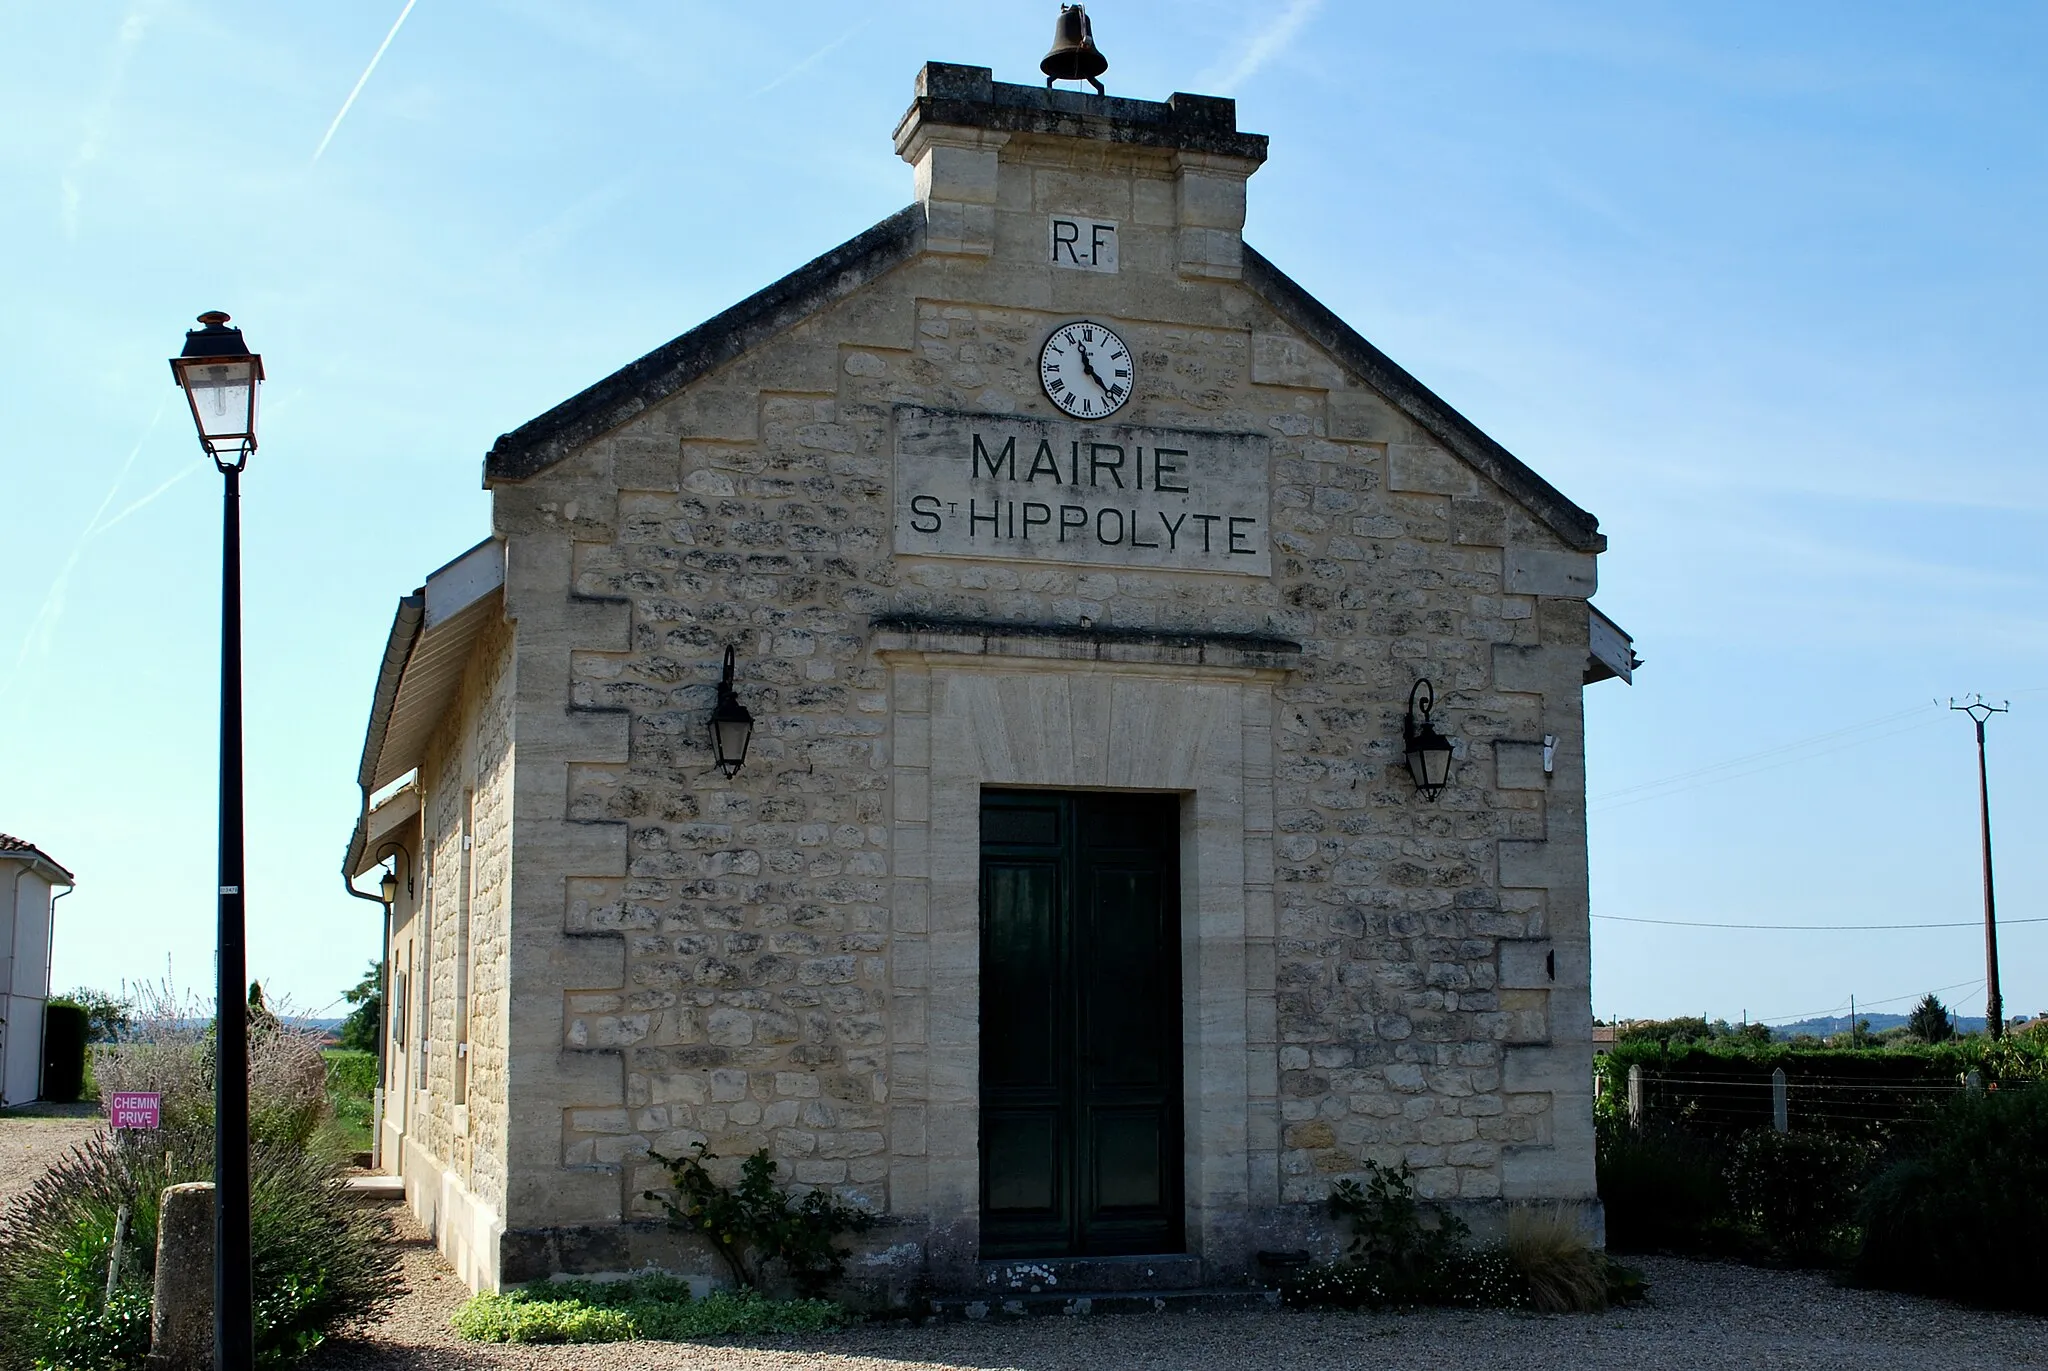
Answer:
[1595, 1037, 2048, 1142]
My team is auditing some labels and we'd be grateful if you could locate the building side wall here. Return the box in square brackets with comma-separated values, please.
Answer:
[485, 139, 1601, 1287]
[403, 614, 516, 1289]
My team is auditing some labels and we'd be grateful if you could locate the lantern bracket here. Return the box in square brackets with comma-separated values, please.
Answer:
[374, 841, 414, 899]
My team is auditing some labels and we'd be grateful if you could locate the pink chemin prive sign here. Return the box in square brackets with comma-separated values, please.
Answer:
[108, 1092, 161, 1130]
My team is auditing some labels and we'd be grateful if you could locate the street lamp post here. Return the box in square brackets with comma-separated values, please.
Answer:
[170, 311, 263, 1371]
[1950, 695, 2010, 1041]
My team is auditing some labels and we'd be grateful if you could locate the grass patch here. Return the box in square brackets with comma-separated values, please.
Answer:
[323, 1050, 376, 1156]
[451, 1276, 852, 1343]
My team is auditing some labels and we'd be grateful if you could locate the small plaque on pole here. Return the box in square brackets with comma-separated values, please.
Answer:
[109, 1092, 161, 1130]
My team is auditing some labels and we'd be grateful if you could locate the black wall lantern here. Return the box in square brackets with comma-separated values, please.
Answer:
[709, 645, 755, 778]
[1404, 678, 1455, 801]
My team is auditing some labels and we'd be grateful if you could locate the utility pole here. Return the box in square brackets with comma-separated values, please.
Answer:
[1951, 696, 2010, 1040]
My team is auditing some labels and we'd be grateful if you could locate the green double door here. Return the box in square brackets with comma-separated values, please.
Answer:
[979, 790, 1184, 1258]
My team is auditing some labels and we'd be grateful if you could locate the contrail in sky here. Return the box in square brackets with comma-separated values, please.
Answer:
[1, 399, 166, 703]
[755, 19, 872, 97]
[1205, 0, 1322, 94]
[312, 0, 420, 164]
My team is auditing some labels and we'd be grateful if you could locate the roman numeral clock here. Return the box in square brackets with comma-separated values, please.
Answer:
[1039, 321, 1132, 419]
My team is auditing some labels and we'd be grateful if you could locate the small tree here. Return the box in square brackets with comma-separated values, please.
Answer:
[1907, 993, 1954, 1044]
[49, 987, 133, 1043]
[337, 962, 381, 1054]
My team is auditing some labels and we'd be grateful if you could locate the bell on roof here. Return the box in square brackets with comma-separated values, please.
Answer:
[1041, 4, 1108, 94]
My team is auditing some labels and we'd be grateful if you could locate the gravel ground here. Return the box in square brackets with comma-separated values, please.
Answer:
[0, 1101, 102, 1206]
[316, 1209, 2048, 1371]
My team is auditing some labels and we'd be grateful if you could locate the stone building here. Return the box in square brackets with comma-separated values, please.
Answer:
[343, 58, 1637, 1298]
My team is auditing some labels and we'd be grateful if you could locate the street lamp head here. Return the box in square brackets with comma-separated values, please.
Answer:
[170, 311, 264, 467]
[379, 867, 398, 906]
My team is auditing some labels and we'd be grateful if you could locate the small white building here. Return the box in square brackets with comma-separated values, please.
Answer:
[0, 834, 74, 1107]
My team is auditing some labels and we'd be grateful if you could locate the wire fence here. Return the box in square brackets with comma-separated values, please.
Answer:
[1601, 1062, 1981, 1145]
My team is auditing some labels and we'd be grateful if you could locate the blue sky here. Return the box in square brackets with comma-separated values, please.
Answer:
[2, 1, 2041, 1026]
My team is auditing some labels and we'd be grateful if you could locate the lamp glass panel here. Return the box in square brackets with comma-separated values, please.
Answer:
[712, 715, 752, 768]
[1422, 743, 1453, 789]
[181, 359, 257, 440]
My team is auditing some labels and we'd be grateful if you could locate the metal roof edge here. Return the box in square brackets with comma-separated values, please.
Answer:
[353, 592, 425, 795]
[0, 841, 76, 885]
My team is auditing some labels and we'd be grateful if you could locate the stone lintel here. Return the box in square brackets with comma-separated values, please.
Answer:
[871, 614, 1299, 676]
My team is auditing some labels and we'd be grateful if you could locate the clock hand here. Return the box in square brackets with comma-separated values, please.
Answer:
[1076, 342, 1109, 392]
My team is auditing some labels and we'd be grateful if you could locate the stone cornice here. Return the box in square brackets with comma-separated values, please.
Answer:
[892, 62, 1268, 167]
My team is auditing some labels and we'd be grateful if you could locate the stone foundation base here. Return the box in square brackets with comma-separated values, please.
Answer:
[486, 1197, 1605, 1302]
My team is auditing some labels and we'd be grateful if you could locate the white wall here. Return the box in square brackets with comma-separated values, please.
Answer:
[0, 863, 57, 1107]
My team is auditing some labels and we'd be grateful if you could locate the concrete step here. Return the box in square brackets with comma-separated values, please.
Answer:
[343, 1173, 404, 1204]
[932, 1288, 1280, 1320]
[976, 1253, 1204, 1296]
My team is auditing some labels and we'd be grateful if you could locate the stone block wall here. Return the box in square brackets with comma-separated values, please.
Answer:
[408, 613, 516, 1282]
[479, 108, 1601, 1281]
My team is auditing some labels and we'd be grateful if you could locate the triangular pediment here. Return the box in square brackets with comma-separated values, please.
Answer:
[483, 216, 1600, 554]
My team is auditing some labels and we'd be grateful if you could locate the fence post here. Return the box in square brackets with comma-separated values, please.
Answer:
[1772, 1067, 1788, 1133]
[1627, 1064, 1644, 1128]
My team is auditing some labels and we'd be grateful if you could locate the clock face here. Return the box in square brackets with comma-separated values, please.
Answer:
[1039, 321, 1133, 419]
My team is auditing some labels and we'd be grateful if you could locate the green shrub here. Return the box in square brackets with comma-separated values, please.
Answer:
[451, 1276, 850, 1343]
[324, 1050, 378, 1101]
[1725, 1128, 1874, 1261]
[1597, 1037, 2048, 1142]
[1596, 1119, 1729, 1254]
[41, 1004, 89, 1102]
[1321, 1160, 1469, 1303]
[1283, 1163, 1628, 1313]
[643, 1144, 875, 1297]
[1853, 1084, 2048, 1312]
[0, 1128, 399, 1370]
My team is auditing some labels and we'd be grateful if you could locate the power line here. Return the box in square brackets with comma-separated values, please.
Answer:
[1588, 703, 1932, 807]
[1596, 913, 2048, 931]
[1590, 717, 1941, 813]
[1757, 978, 1983, 1027]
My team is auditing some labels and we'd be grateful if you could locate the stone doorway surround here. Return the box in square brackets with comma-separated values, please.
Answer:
[874, 617, 1298, 1285]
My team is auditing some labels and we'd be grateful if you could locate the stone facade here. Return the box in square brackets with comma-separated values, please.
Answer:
[356, 61, 1620, 1296]
[381, 615, 515, 1289]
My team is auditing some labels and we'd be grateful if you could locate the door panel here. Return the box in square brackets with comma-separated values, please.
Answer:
[984, 1111, 1061, 1213]
[980, 790, 1183, 1257]
[982, 862, 1060, 1089]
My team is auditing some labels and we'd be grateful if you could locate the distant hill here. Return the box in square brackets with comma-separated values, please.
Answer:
[1770, 1012, 1991, 1039]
